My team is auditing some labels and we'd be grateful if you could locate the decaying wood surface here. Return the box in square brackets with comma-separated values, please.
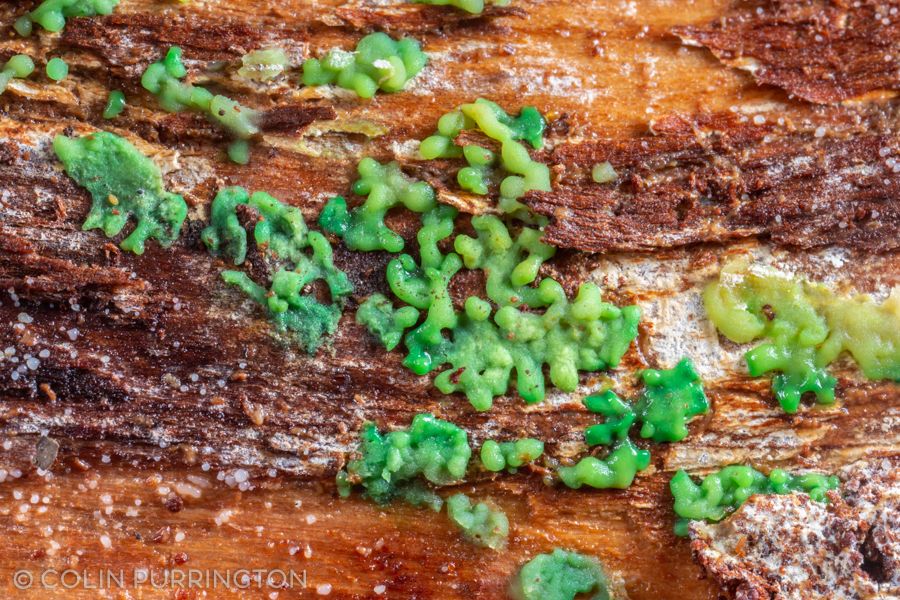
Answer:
[0, 0, 898, 597]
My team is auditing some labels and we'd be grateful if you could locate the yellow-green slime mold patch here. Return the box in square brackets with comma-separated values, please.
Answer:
[704, 259, 900, 413]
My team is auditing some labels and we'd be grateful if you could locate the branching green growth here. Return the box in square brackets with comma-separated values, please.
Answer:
[633, 358, 709, 443]
[201, 187, 316, 268]
[480, 438, 544, 473]
[14, 0, 119, 36]
[454, 215, 556, 307]
[238, 48, 289, 82]
[704, 260, 900, 413]
[319, 158, 437, 253]
[446, 493, 509, 550]
[336, 413, 471, 508]
[670, 465, 840, 536]
[53, 132, 187, 255]
[582, 390, 635, 447]
[356, 293, 420, 351]
[302, 32, 427, 99]
[142, 47, 259, 162]
[511, 549, 611, 600]
[0, 55, 35, 95]
[411, 0, 509, 14]
[557, 439, 650, 490]
[419, 98, 549, 219]
[207, 187, 352, 353]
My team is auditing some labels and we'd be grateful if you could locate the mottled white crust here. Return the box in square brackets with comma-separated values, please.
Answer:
[689, 458, 900, 600]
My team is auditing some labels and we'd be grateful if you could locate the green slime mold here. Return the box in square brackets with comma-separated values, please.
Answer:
[0, 55, 35, 95]
[302, 32, 427, 99]
[53, 131, 187, 255]
[411, 0, 509, 15]
[356, 293, 420, 351]
[446, 493, 509, 550]
[319, 158, 436, 253]
[336, 413, 471, 507]
[14, 0, 119, 36]
[141, 47, 260, 141]
[480, 438, 544, 473]
[704, 259, 900, 413]
[670, 465, 839, 536]
[511, 549, 610, 600]
[633, 358, 709, 443]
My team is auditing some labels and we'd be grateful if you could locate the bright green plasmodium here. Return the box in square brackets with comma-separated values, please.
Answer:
[204, 187, 353, 353]
[0, 55, 35, 95]
[14, 0, 119, 36]
[302, 32, 427, 99]
[238, 47, 289, 82]
[480, 438, 544, 473]
[511, 549, 611, 600]
[454, 215, 556, 307]
[141, 46, 259, 161]
[46, 57, 69, 81]
[318, 158, 436, 252]
[103, 90, 126, 119]
[419, 98, 549, 219]
[446, 493, 509, 550]
[558, 358, 706, 490]
[633, 358, 709, 443]
[53, 131, 187, 255]
[336, 413, 471, 510]
[670, 465, 840, 536]
[356, 293, 420, 351]
[340, 200, 640, 410]
[704, 260, 900, 413]
[411, 0, 509, 16]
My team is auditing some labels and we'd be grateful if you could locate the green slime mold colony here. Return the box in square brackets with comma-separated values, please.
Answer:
[202, 187, 353, 354]
[336, 413, 471, 509]
[411, 0, 510, 15]
[53, 132, 187, 255]
[480, 438, 544, 473]
[704, 259, 900, 413]
[511, 549, 610, 600]
[302, 32, 427, 99]
[670, 465, 839, 536]
[558, 358, 707, 490]
[14, 0, 119, 36]
[446, 493, 509, 550]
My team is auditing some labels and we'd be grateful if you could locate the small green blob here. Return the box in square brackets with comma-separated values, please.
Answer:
[410, 0, 510, 16]
[446, 493, 509, 550]
[14, 0, 120, 36]
[0, 55, 36, 95]
[480, 438, 544, 473]
[704, 260, 899, 413]
[238, 47, 289, 82]
[557, 439, 651, 490]
[45, 57, 69, 82]
[670, 465, 840, 536]
[103, 90, 126, 119]
[318, 158, 436, 253]
[511, 549, 610, 600]
[227, 139, 250, 165]
[336, 413, 472, 507]
[302, 32, 428, 99]
[53, 131, 187, 255]
[356, 293, 420, 351]
[633, 358, 709, 443]
[591, 161, 617, 184]
[142, 46, 259, 140]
